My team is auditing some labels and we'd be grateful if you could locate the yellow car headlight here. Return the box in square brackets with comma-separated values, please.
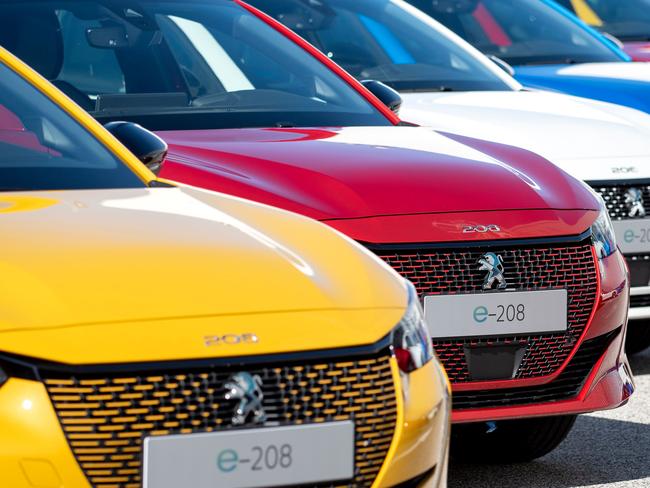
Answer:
[391, 281, 434, 373]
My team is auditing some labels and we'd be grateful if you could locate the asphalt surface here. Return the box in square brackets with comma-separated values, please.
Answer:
[449, 348, 650, 488]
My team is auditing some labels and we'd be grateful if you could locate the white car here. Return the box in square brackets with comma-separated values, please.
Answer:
[252, 0, 650, 353]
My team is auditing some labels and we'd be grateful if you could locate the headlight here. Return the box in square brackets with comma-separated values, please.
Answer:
[591, 205, 617, 259]
[391, 281, 434, 373]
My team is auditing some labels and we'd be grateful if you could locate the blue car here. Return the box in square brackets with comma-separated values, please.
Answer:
[410, 0, 650, 113]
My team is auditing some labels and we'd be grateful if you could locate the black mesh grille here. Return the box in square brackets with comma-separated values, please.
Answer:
[628, 254, 650, 289]
[452, 328, 620, 410]
[631, 295, 650, 308]
[43, 354, 397, 488]
[373, 239, 598, 383]
[591, 183, 650, 220]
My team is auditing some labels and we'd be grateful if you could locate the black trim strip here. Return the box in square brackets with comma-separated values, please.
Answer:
[364, 229, 592, 252]
[0, 335, 393, 380]
[587, 178, 650, 187]
[148, 179, 176, 188]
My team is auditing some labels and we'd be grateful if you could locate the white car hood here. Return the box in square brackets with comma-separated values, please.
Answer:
[400, 90, 650, 182]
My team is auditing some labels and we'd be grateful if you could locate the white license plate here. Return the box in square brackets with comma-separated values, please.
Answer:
[613, 219, 650, 254]
[424, 289, 567, 339]
[143, 422, 354, 488]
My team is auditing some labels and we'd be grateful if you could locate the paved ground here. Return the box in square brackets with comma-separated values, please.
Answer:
[449, 348, 650, 488]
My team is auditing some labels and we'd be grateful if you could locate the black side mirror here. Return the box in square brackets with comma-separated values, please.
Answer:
[104, 121, 168, 175]
[360, 80, 402, 115]
[487, 55, 515, 77]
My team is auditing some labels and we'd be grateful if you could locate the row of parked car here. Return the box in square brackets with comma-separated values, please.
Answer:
[1, 1, 649, 487]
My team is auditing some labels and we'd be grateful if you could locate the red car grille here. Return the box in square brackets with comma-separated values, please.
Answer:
[373, 239, 598, 384]
[452, 328, 619, 409]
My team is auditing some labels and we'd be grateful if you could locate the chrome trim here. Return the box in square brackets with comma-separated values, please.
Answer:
[630, 286, 650, 296]
[629, 306, 650, 320]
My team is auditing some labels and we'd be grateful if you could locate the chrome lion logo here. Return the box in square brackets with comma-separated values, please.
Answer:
[478, 252, 507, 290]
[625, 188, 646, 218]
[224, 372, 266, 425]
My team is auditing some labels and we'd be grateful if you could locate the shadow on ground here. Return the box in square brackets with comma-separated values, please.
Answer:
[630, 347, 650, 376]
[449, 349, 650, 488]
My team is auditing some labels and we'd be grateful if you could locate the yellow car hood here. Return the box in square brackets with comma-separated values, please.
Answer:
[0, 187, 405, 361]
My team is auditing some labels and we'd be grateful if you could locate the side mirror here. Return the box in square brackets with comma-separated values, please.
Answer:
[104, 121, 168, 175]
[360, 80, 402, 115]
[487, 55, 515, 77]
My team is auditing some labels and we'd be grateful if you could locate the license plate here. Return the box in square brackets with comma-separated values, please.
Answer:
[143, 422, 355, 488]
[424, 289, 567, 339]
[613, 219, 650, 254]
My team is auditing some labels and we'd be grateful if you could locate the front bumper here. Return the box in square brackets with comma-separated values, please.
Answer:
[451, 249, 633, 423]
[0, 358, 450, 488]
[380, 361, 450, 488]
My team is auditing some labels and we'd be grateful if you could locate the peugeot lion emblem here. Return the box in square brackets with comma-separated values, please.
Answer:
[224, 372, 267, 425]
[478, 252, 507, 290]
[625, 188, 646, 218]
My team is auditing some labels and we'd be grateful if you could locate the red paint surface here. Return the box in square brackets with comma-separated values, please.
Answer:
[624, 41, 650, 62]
[159, 127, 599, 237]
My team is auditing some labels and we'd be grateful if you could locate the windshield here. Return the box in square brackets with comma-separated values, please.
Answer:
[411, 0, 623, 66]
[556, 0, 650, 42]
[247, 0, 514, 92]
[0, 60, 143, 191]
[0, 0, 390, 131]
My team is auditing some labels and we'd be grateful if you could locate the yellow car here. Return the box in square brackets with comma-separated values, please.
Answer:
[0, 46, 450, 488]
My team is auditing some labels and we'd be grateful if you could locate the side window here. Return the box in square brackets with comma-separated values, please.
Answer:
[56, 10, 125, 95]
[0, 104, 54, 156]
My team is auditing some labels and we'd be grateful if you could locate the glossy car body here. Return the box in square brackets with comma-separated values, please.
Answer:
[0, 46, 450, 488]
[554, 0, 650, 61]
[1, 0, 633, 453]
[253, 0, 650, 348]
[622, 42, 650, 62]
[424, 0, 650, 114]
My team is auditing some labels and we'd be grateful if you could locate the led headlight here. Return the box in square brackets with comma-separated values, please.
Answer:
[591, 204, 617, 259]
[391, 281, 434, 373]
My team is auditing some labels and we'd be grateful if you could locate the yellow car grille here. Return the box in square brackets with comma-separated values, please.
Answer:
[44, 354, 397, 488]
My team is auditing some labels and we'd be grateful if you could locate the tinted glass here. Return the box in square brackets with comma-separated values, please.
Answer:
[413, 0, 622, 65]
[248, 0, 513, 92]
[557, 0, 650, 41]
[0, 61, 143, 191]
[0, 0, 390, 130]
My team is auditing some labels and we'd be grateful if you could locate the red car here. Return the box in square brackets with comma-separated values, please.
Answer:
[0, 0, 633, 462]
[623, 42, 650, 62]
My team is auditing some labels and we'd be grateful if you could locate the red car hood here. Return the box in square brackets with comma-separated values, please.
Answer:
[159, 126, 598, 222]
